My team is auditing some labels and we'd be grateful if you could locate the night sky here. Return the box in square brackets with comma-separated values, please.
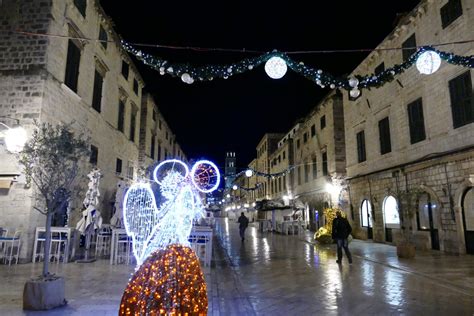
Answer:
[100, 1, 420, 170]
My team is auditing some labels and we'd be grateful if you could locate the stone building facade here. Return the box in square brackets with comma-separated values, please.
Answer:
[343, 0, 474, 254]
[290, 91, 346, 230]
[254, 133, 284, 200]
[0, 0, 185, 261]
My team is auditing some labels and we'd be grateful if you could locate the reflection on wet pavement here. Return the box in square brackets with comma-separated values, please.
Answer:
[211, 218, 474, 315]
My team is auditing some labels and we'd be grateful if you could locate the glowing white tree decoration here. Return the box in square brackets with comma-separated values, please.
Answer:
[123, 159, 220, 266]
[0, 124, 27, 153]
[416, 51, 441, 75]
[265, 56, 287, 79]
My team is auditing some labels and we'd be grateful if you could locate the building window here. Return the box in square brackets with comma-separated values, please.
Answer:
[64, 40, 81, 92]
[121, 61, 129, 79]
[356, 130, 366, 163]
[303, 132, 308, 143]
[449, 71, 473, 129]
[417, 193, 439, 231]
[92, 70, 104, 113]
[361, 199, 372, 227]
[278, 177, 282, 192]
[158, 144, 161, 161]
[130, 109, 137, 142]
[283, 175, 286, 190]
[117, 100, 125, 132]
[375, 62, 385, 75]
[322, 152, 328, 176]
[304, 163, 309, 182]
[158, 120, 162, 130]
[152, 109, 157, 122]
[99, 25, 107, 50]
[90, 145, 98, 165]
[116, 158, 122, 174]
[296, 139, 300, 149]
[441, 0, 463, 29]
[165, 131, 168, 140]
[150, 134, 156, 159]
[312, 157, 317, 179]
[311, 124, 316, 137]
[383, 196, 400, 228]
[320, 115, 326, 129]
[133, 79, 139, 95]
[402, 34, 417, 62]
[127, 162, 134, 180]
[283, 150, 286, 159]
[378, 117, 392, 154]
[73, 0, 87, 17]
[297, 166, 302, 185]
[407, 98, 426, 144]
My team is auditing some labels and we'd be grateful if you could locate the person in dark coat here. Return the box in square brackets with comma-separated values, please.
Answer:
[332, 211, 353, 264]
[237, 212, 249, 241]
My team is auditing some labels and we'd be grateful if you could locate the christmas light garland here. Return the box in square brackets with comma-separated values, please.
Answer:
[122, 41, 474, 93]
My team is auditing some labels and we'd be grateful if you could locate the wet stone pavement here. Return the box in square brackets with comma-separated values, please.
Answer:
[0, 218, 473, 315]
[209, 218, 474, 315]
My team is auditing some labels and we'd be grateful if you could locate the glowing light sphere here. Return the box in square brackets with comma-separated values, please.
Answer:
[232, 185, 238, 191]
[416, 51, 441, 75]
[245, 169, 253, 177]
[265, 56, 287, 79]
[4, 126, 27, 153]
[190, 160, 220, 193]
[181, 72, 194, 84]
[348, 77, 359, 88]
[153, 159, 189, 185]
[350, 88, 361, 98]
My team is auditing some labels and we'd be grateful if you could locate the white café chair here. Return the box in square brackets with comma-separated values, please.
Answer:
[50, 231, 68, 263]
[1, 230, 22, 265]
[32, 230, 47, 263]
[95, 225, 112, 257]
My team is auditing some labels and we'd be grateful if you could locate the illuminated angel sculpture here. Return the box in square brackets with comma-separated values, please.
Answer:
[120, 159, 220, 315]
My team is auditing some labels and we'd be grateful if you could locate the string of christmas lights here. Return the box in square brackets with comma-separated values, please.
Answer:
[122, 41, 474, 95]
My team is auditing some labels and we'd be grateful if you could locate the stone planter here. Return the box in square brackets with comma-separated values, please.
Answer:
[23, 276, 67, 310]
[396, 243, 416, 259]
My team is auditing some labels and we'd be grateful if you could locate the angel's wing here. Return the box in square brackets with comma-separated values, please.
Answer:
[123, 183, 162, 265]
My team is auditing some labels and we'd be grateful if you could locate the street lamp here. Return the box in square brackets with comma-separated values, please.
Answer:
[0, 117, 27, 153]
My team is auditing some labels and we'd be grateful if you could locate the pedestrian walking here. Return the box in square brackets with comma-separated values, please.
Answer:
[332, 211, 353, 264]
[238, 212, 249, 241]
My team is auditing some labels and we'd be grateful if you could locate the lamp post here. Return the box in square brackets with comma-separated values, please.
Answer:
[0, 117, 27, 153]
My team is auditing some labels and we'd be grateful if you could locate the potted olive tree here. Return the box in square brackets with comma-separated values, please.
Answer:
[19, 122, 88, 310]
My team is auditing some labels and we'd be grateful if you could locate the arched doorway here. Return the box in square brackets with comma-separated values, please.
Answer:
[382, 196, 400, 243]
[462, 187, 474, 254]
[361, 199, 373, 239]
[417, 193, 440, 250]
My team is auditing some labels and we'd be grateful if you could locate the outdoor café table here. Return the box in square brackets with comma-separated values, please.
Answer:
[32, 227, 76, 263]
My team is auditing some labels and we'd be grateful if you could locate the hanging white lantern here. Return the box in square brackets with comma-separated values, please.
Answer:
[232, 185, 238, 191]
[4, 126, 27, 153]
[348, 77, 359, 88]
[350, 88, 361, 99]
[245, 169, 253, 177]
[416, 51, 441, 75]
[181, 73, 194, 84]
[265, 56, 287, 79]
